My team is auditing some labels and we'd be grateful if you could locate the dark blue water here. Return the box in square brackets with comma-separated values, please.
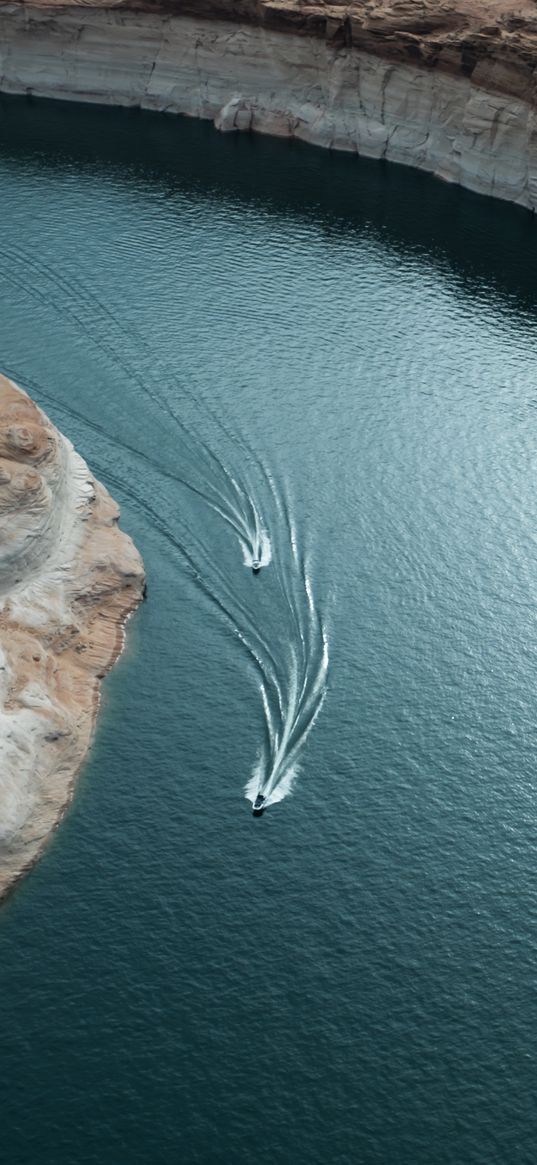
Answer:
[2, 96, 537, 1164]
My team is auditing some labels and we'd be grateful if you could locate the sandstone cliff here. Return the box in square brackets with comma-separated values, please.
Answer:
[1, 1, 537, 206]
[0, 374, 144, 901]
[6, 0, 537, 106]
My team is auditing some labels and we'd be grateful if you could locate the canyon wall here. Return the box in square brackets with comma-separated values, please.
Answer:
[1, 4, 537, 208]
[0, 374, 144, 901]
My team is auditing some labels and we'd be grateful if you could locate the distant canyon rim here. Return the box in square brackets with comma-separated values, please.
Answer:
[2, 1, 537, 207]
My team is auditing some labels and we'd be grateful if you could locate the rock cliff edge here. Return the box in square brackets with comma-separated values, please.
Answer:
[2, 0, 537, 207]
[0, 374, 144, 901]
[20, 0, 537, 108]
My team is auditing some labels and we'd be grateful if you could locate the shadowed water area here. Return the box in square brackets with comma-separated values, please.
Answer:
[2, 94, 537, 1164]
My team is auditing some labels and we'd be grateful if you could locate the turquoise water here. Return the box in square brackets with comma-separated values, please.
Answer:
[2, 95, 537, 1163]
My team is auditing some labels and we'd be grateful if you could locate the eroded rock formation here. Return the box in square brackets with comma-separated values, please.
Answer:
[2, 0, 537, 207]
[5, 0, 537, 105]
[0, 374, 144, 901]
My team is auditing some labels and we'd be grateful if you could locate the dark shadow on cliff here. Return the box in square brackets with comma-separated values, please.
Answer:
[1, 92, 537, 322]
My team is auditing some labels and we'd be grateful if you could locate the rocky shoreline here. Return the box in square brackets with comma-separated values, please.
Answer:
[1, 1, 537, 207]
[0, 375, 144, 902]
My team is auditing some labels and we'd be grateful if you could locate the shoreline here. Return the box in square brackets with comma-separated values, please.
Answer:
[0, 375, 145, 903]
[1, 3, 537, 209]
[1, 599, 140, 906]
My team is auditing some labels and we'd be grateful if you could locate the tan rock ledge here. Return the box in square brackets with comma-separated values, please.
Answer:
[0, 374, 145, 903]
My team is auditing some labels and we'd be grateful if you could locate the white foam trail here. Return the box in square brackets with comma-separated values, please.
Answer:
[244, 756, 266, 806]
[245, 545, 329, 812]
[241, 525, 272, 569]
[265, 767, 300, 806]
[88, 446, 325, 818]
[0, 247, 268, 568]
[80, 429, 324, 817]
[245, 757, 301, 808]
[243, 470, 332, 814]
[245, 763, 301, 808]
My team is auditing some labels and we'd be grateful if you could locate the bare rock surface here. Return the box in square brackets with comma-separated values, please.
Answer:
[0, 374, 144, 901]
[6, 0, 537, 106]
[2, 2, 537, 208]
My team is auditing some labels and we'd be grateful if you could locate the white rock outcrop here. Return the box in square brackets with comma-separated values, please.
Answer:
[1, 6, 537, 208]
[0, 374, 144, 900]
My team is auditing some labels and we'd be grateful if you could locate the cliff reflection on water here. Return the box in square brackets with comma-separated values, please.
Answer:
[1, 96, 537, 1165]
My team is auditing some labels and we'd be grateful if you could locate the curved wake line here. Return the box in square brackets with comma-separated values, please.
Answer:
[244, 485, 330, 812]
[249, 654, 328, 807]
[90, 451, 328, 814]
[2, 252, 331, 816]
[245, 763, 300, 808]
[0, 247, 271, 569]
[241, 528, 272, 570]
[87, 456, 284, 722]
[25, 382, 287, 736]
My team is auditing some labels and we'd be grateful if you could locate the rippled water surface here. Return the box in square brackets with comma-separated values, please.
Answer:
[2, 96, 537, 1164]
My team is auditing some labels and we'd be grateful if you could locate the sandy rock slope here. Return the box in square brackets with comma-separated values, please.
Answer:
[0, 374, 144, 901]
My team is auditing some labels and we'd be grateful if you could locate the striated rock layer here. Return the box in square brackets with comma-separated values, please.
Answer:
[2, 2, 537, 207]
[0, 374, 144, 901]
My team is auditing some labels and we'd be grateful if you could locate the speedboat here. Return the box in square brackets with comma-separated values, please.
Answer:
[252, 559, 261, 575]
[253, 793, 266, 817]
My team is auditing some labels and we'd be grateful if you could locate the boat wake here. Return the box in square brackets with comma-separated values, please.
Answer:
[244, 616, 328, 813]
[241, 527, 272, 572]
[245, 764, 299, 809]
[0, 244, 271, 570]
[2, 250, 330, 818]
[86, 461, 328, 814]
[244, 497, 329, 813]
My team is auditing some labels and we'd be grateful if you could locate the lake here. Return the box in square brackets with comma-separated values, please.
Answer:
[1, 94, 537, 1164]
